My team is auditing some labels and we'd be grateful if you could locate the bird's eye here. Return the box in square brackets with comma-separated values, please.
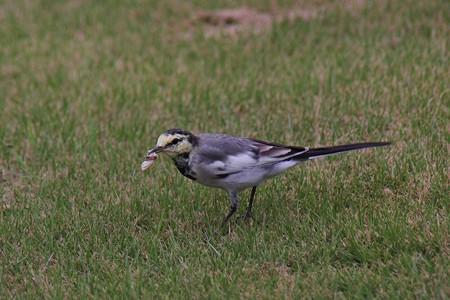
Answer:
[171, 138, 180, 145]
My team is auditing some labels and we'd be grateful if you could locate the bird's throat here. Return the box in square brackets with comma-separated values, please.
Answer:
[172, 153, 197, 181]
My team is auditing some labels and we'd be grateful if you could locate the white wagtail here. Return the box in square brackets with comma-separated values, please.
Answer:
[142, 128, 390, 224]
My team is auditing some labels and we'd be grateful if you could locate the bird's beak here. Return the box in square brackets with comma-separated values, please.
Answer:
[146, 146, 163, 157]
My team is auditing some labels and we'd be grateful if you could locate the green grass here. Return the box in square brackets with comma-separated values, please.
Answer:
[1, 0, 448, 298]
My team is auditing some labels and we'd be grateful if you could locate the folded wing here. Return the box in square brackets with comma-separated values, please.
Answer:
[192, 135, 309, 178]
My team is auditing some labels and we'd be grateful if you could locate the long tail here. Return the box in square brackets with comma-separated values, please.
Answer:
[294, 142, 391, 161]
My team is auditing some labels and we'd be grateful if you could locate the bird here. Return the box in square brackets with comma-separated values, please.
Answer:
[143, 128, 390, 224]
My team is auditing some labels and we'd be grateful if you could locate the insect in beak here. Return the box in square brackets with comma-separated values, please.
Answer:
[141, 146, 161, 171]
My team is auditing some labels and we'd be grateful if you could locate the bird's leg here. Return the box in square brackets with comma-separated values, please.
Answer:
[222, 191, 238, 225]
[241, 186, 257, 220]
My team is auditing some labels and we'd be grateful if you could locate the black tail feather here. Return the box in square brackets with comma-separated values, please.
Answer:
[295, 142, 391, 161]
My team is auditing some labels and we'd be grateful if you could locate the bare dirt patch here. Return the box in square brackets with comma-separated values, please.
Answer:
[193, 6, 324, 38]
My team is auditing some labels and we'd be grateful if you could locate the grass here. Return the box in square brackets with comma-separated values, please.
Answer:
[1, 0, 448, 298]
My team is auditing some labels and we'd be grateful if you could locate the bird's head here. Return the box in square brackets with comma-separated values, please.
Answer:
[147, 128, 198, 159]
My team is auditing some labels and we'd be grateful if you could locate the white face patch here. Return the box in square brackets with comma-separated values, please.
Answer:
[155, 133, 194, 158]
[156, 134, 173, 148]
[156, 134, 184, 147]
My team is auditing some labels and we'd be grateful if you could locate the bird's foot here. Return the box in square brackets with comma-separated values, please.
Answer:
[239, 211, 254, 221]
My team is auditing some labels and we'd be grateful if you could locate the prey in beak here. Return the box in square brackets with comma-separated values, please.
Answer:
[140, 146, 162, 171]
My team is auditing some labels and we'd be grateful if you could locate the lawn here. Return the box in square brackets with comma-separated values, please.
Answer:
[1, 0, 448, 298]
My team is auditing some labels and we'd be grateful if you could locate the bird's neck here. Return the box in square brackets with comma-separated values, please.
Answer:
[172, 153, 197, 181]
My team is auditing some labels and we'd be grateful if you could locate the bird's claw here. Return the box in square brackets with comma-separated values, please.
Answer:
[239, 211, 254, 221]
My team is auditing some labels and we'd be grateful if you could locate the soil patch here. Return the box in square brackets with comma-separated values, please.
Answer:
[194, 6, 323, 37]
